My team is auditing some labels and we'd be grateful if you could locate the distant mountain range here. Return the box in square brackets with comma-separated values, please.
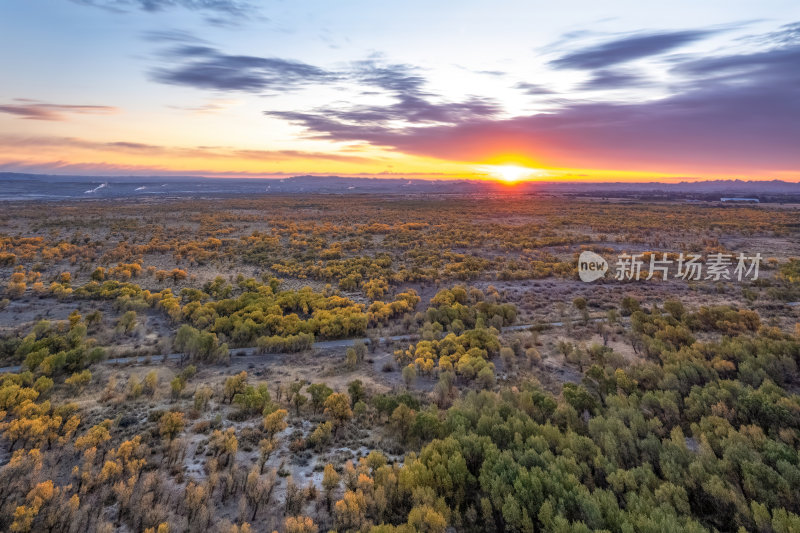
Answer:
[1, 172, 799, 201]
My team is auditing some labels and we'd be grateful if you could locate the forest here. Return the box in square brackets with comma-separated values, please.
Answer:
[0, 195, 799, 532]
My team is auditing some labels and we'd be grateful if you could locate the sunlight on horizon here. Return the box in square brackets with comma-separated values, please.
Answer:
[479, 164, 545, 183]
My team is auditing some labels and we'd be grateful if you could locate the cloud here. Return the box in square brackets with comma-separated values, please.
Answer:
[269, 93, 500, 136]
[105, 141, 159, 151]
[270, 25, 800, 174]
[578, 69, 650, 90]
[515, 82, 555, 95]
[475, 69, 506, 77]
[267, 59, 501, 130]
[143, 29, 208, 44]
[70, 0, 256, 24]
[149, 47, 502, 125]
[341, 60, 501, 124]
[0, 100, 117, 121]
[231, 149, 372, 164]
[0, 135, 372, 164]
[550, 29, 718, 69]
[350, 59, 428, 96]
[0, 159, 280, 177]
[672, 36, 800, 81]
[167, 98, 241, 114]
[296, 95, 500, 126]
[150, 44, 335, 92]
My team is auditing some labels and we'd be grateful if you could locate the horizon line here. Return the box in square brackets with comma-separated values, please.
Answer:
[2, 171, 799, 186]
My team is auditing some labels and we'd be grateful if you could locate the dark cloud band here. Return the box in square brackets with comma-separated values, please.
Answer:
[550, 29, 718, 70]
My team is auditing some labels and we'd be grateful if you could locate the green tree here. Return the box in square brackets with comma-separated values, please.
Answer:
[347, 380, 365, 406]
[307, 383, 333, 414]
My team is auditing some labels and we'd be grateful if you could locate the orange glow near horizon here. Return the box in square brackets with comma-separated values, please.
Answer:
[1, 136, 799, 182]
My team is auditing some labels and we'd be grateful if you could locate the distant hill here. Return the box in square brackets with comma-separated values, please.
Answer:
[1, 172, 798, 201]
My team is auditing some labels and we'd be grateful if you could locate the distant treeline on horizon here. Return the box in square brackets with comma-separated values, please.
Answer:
[1, 172, 799, 201]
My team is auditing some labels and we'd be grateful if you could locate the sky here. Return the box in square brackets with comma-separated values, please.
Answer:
[0, 0, 799, 182]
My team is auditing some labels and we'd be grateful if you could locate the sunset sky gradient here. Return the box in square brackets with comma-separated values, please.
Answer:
[1, 0, 799, 182]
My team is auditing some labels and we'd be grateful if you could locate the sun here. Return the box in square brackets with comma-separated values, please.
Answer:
[482, 164, 538, 183]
